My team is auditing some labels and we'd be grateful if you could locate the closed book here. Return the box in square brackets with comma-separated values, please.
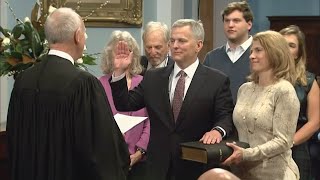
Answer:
[180, 140, 250, 164]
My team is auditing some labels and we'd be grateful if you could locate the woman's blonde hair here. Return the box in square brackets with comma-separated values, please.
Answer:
[101, 30, 142, 75]
[248, 30, 297, 85]
[279, 25, 307, 86]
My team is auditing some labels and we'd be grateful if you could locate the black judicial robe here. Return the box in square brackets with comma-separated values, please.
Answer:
[6, 55, 129, 180]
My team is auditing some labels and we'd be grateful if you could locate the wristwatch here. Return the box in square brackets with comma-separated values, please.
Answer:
[136, 147, 146, 156]
[212, 127, 224, 137]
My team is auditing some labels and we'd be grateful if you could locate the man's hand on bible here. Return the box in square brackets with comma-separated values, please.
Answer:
[199, 130, 222, 144]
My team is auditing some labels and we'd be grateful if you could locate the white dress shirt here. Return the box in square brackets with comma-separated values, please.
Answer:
[226, 36, 252, 63]
[168, 59, 199, 103]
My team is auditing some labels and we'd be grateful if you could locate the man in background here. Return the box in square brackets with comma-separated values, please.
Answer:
[203, 1, 253, 103]
[140, 21, 173, 75]
[6, 7, 129, 180]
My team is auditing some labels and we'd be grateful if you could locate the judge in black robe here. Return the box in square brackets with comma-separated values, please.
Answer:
[6, 7, 129, 180]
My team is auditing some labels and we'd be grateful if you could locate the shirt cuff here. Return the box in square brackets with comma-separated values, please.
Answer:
[212, 126, 226, 138]
[111, 72, 126, 82]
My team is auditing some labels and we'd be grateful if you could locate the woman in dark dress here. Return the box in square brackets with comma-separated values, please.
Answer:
[280, 25, 320, 180]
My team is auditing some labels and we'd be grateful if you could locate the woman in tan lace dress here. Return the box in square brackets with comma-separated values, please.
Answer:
[222, 31, 300, 180]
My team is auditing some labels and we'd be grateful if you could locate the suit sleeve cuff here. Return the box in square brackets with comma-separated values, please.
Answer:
[212, 126, 226, 138]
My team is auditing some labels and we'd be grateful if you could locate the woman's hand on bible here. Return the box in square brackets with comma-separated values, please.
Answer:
[221, 142, 243, 166]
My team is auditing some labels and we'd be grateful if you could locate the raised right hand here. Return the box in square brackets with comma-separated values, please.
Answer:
[113, 41, 133, 76]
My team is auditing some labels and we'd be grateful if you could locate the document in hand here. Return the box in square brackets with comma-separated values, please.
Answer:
[114, 113, 148, 133]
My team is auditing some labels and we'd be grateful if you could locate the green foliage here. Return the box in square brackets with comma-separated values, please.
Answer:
[0, 20, 97, 77]
[0, 20, 44, 76]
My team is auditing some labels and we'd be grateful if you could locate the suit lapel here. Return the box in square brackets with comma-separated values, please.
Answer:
[159, 64, 176, 129]
[175, 64, 207, 127]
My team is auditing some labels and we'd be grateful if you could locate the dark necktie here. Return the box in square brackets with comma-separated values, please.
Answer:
[172, 71, 186, 122]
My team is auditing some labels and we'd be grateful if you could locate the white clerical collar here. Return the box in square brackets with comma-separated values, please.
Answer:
[48, 49, 75, 65]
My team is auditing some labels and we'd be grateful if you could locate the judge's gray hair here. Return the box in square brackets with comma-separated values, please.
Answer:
[171, 19, 204, 41]
[45, 7, 83, 44]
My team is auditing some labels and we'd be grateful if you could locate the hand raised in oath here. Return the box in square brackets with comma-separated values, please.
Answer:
[113, 40, 133, 76]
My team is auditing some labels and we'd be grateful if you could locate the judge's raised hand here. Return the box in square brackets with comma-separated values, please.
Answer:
[221, 142, 243, 166]
[199, 130, 222, 144]
[113, 40, 133, 76]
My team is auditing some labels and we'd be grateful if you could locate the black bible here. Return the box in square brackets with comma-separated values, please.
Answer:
[180, 140, 250, 164]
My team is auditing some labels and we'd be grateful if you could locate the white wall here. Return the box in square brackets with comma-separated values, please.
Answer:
[171, 0, 184, 25]
[156, 0, 185, 33]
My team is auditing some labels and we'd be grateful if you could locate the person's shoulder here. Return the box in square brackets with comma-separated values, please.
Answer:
[239, 81, 252, 88]
[72, 69, 100, 86]
[204, 45, 226, 64]
[275, 79, 294, 87]
[306, 71, 316, 81]
[273, 80, 300, 107]
[238, 81, 252, 91]
[99, 74, 112, 82]
[202, 64, 228, 78]
[206, 45, 226, 55]
[132, 74, 143, 81]
[273, 79, 296, 94]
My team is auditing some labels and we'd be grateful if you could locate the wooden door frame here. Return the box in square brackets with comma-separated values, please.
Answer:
[198, 0, 213, 63]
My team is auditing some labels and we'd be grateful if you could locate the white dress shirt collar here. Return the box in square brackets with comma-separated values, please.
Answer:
[225, 36, 253, 63]
[48, 49, 75, 65]
[172, 58, 199, 80]
[169, 59, 199, 103]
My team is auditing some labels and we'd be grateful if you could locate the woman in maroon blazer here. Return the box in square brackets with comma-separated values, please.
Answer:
[99, 30, 150, 180]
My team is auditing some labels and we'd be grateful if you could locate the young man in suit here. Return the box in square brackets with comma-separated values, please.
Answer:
[110, 19, 234, 180]
[203, 1, 253, 103]
[6, 8, 129, 180]
[140, 21, 173, 75]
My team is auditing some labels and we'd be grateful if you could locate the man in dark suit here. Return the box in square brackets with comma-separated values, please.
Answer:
[140, 21, 174, 75]
[6, 8, 129, 180]
[111, 19, 234, 180]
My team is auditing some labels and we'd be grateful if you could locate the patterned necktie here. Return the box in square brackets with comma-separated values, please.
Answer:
[172, 71, 186, 122]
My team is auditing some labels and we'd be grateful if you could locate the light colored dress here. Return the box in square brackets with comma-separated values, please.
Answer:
[232, 79, 300, 180]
